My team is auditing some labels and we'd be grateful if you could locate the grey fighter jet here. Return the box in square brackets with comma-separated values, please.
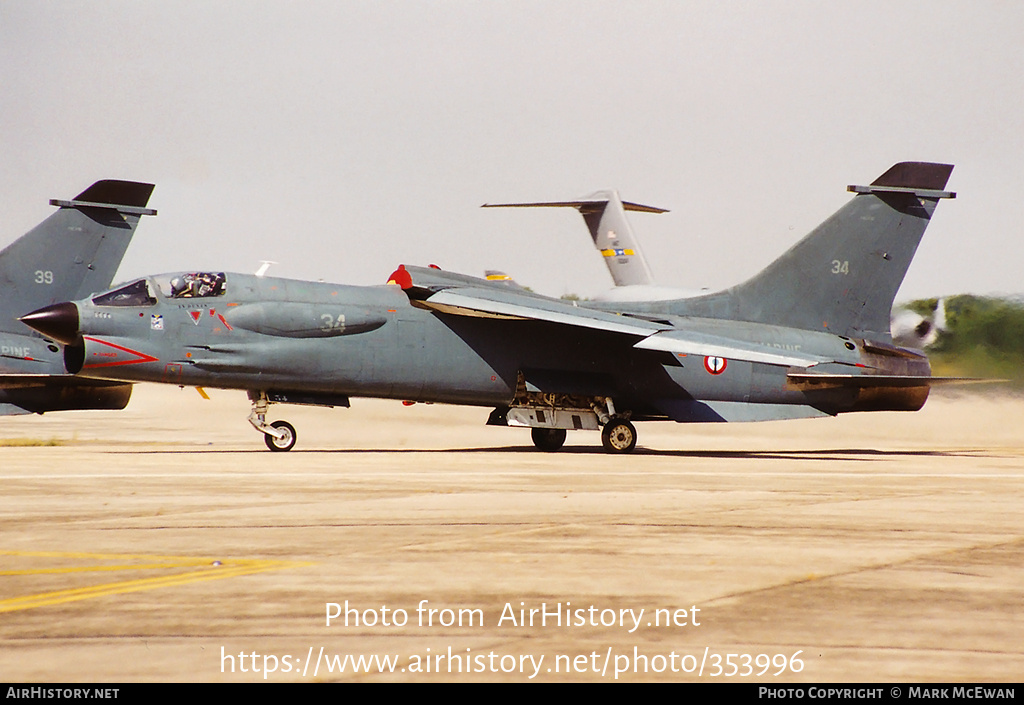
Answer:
[21, 163, 955, 452]
[0, 180, 156, 415]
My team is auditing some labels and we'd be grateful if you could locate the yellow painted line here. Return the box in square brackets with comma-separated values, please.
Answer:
[0, 562, 209, 576]
[0, 550, 312, 613]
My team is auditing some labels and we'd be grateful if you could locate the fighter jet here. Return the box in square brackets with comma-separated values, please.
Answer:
[21, 163, 955, 452]
[0, 180, 156, 415]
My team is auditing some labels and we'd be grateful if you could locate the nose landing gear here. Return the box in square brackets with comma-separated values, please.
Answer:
[248, 390, 297, 452]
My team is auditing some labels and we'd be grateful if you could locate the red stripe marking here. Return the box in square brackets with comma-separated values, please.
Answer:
[82, 336, 159, 368]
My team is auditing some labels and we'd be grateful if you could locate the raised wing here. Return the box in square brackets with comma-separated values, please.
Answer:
[393, 265, 986, 393]
[395, 265, 827, 369]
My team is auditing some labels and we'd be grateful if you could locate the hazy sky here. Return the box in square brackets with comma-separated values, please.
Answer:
[3, 1, 1022, 302]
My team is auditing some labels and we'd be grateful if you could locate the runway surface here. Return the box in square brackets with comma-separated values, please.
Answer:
[1, 384, 1021, 682]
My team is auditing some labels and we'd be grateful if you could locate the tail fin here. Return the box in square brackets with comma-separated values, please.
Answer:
[0, 180, 156, 333]
[482, 191, 667, 286]
[670, 163, 955, 340]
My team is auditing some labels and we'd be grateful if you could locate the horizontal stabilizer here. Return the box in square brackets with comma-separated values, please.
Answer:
[0, 374, 59, 390]
[482, 196, 668, 214]
[787, 373, 988, 390]
[0, 374, 134, 390]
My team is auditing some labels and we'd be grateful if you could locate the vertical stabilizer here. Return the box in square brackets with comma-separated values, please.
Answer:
[0, 180, 156, 333]
[482, 192, 667, 286]
[666, 163, 954, 340]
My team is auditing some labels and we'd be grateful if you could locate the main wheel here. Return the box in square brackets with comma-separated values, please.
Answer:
[601, 418, 636, 454]
[531, 427, 567, 452]
[264, 420, 297, 452]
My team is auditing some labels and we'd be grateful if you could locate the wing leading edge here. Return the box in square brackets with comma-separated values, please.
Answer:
[395, 265, 828, 369]
[394, 265, 980, 394]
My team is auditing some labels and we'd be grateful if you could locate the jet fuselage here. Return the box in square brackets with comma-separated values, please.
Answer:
[36, 270, 927, 423]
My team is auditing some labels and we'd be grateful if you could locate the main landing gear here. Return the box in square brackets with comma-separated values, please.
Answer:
[531, 427, 567, 452]
[527, 415, 637, 454]
[593, 397, 637, 455]
[523, 396, 638, 454]
[601, 418, 637, 454]
[248, 391, 297, 452]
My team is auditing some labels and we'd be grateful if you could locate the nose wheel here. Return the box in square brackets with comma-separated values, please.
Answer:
[264, 420, 297, 452]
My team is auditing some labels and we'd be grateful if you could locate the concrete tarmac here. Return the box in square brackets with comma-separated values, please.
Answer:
[1, 384, 1021, 682]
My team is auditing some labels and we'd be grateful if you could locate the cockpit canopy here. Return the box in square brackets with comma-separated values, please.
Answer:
[91, 279, 157, 307]
[91, 273, 228, 307]
[161, 272, 226, 299]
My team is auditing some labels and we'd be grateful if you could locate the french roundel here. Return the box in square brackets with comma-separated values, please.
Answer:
[703, 356, 727, 375]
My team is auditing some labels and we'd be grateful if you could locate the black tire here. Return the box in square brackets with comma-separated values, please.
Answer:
[531, 427, 567, 452]
[601, 418, 637, 454]
[264, 420, 297, 452]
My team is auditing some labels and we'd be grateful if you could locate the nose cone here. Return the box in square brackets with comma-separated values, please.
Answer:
[19, 302, 81, 345]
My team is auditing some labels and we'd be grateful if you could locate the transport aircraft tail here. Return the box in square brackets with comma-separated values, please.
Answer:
[482, 191, 666, 287]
